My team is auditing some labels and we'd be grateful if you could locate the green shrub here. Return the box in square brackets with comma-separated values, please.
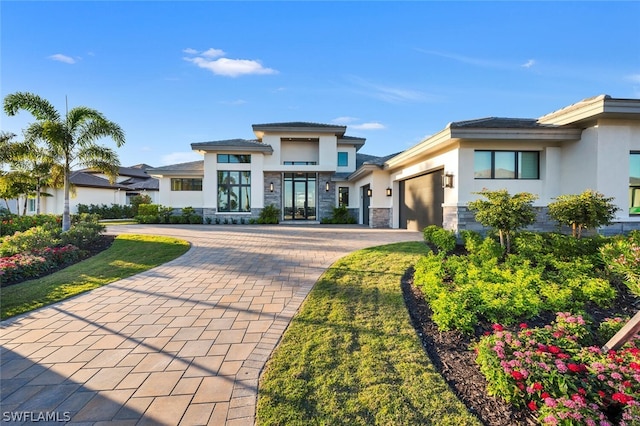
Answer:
[0, 223, 62, 256]
[60, 222, 106, 250]
[0, 214, 61, 237]
[600, 234, 640, 297]
[547, 190, 619, 238]
[138, 204, 160, 216]
[422, 225, 457, 253]
[136, 215, 159, 224]
[129, 194, 152, 216]
[76, 203, 134, 219]
[595, 316, 629, 345]
[158, 206, 173, 223]
[188, 214, 203, 224]
[258, 204, 280, 224]
[321, 205, 357, 224]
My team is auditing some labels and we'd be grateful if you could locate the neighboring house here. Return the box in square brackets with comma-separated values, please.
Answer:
[150, 95, 640, 233]
[31, 164, 159, 215]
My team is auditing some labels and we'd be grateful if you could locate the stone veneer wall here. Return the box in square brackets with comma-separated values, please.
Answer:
[444, 206, 640, 236]
[263, 172, 282, 211]
[317, 172, 335, 221]
[369, 208, 392, 228]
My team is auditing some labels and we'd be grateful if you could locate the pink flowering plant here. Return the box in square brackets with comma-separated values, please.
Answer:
[0, 244, 80, 285]
[476, 312, 640, 425]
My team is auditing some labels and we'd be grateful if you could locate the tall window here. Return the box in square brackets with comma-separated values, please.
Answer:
[217, 154, 251, 163]
[474, 151, 539, 179]
[631, 152, 640, 215]
[171, 178, 202, 191]
[338, 187, 349, 207]
[218, 171, 251, 212]
[337, 152, 349, 167]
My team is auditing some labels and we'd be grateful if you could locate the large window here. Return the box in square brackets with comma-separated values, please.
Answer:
[217, 154, 251, 163]
[474, 151, 539, 179]
[338, 187, 349, 207]
[218, 171, 251, 212]
[338, 152, 349, 167]
[631, 152, 640, 215]
[283, 161, 317, 165]
[171, 178, 202, 191]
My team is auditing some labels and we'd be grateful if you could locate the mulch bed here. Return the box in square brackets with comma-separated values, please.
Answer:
[401, 267, 639, 426]
[2, 234, 115, 287]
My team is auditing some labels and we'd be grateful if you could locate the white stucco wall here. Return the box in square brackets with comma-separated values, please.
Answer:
[156, 177, 204, 208]
[280, 141, 319, 164]
[336, 145, 357, 174]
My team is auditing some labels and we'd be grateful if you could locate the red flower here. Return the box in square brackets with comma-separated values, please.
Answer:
[630, 362, 640, 371]
[483, 331, 491, 336]
[527, 400, 537, 411]
[519, 323, 528, 329]
[532, 382, 543, 391]
[567, 363, 582, 373]
[598, 390, 606, 398]
[578, 388, 586, 395]
[541, 392, 550, 399]
[612, 393, 634, 404]
[548, 345, 561, 354]
[557, 353, 571, 359]
[623, 380, 632, 388]
[517, 382, 525, 391]
[492, 324, 504, 332]
[511, 371, 525, 381]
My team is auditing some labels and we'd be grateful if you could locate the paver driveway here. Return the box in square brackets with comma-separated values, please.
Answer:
[1, 224, 421, 425]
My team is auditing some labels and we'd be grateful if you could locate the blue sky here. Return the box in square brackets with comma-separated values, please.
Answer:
[2, 1, 639, 168]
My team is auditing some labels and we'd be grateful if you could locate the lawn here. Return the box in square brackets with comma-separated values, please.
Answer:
[257, 241, 481, 426]
[0, 234, 190, 319]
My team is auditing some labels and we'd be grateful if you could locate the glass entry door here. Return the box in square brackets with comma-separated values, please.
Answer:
[284, 173, 316, 220]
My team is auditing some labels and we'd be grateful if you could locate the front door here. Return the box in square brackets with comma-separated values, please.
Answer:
[362, 185, 370, 226]
[284, 173, 316, 220]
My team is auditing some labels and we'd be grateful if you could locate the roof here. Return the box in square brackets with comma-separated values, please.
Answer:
[449, 117, 550, 129]
[119, 176, 159, 191]
[70, 171, 125, 189]
[538, 94, 640, 126]
[79, 165, 154, 179]
[147, 160, 204, 176]
[191, 139, 273, 153]
[252, 122, 348, 138]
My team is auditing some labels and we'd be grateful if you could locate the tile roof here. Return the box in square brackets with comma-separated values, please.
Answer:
[252, 122, 346, 129]
[147, 160, 204, 173]
[448, 117, 548, 129]
[191, 139, 272, 152]
[69, 171, 126, 189]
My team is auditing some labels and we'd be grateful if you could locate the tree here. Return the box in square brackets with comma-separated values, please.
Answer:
[4, 92, 125, 231]
[547, 190, 619, 238]
[467, 189, 538, 253]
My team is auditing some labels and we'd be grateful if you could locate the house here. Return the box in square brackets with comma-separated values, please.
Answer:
[32, 164, 159, 215]
[149, 95, 640, 234]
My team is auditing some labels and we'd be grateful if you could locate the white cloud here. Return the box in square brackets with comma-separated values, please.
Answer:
[522, 59, 536, 68]
[351, 122, 386, 130]
[332, 116, 358, 124]
[183, 48, 199, 55]
[183, 47, 277, 77]
[49, 54, 76, 64]
[161, 151, 202, 165]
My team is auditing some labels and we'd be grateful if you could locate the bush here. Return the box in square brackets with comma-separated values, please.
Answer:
[76, 203, 134, 219]
[321, 205, 357, 224]
[129, 194, 152, 216]
[0, 214, 61, 237]
[60, 222, 105, 251]
[136, 215, 159, 224]
[0, 223, 62, 257]
[600, 234, 640, 297]
[188, 214, 203, 224]
[1, 244, 81, 285]
[547, 190, 619, 238]
[258, 204, 280, 224]
[422, 225, 457, 253]
[138, 204, 160, 216]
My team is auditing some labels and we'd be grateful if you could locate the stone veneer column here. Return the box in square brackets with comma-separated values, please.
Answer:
[369, 208, 391, 228]
[263, 172, 282, 216]
[317, 172, 335, 221]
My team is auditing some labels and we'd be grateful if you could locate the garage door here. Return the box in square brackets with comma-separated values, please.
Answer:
[399, 169, 444, 231]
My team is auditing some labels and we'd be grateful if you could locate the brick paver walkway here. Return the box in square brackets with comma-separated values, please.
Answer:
[1, 224, 421, 425]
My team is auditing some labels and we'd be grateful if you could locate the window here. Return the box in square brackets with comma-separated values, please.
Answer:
[338, 187, 349, 207]
[218, 171, 251, 212]
[171, 178, 202, 191]
[217, 154, 251, 163]
[337, 152, 349, 167]
[283, 161, 317, 165]
[630, 152, 640, 215]
[28, 199, 36, 212]
[474, 151, 539, 179]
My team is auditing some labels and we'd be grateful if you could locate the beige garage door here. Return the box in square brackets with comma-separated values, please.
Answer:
[399, 169, 444, 231]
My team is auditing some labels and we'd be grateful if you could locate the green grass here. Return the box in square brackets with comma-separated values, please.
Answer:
[1, 234, 190, 320]
[257, 242, 481, 426]
[99, 219, 139, 225]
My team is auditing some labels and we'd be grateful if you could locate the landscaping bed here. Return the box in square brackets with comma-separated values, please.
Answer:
[403, 269, 638, 426]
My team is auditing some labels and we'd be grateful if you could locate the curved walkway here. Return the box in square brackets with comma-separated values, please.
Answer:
[0, 225, 421, 425]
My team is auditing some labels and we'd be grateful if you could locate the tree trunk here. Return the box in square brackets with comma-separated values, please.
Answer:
[572, 223, 577, 238]
[62, 162, 71, 232]
[498, 230, 505, 249]
[36, 179, 41, 214]
[23, 196, 27, 216]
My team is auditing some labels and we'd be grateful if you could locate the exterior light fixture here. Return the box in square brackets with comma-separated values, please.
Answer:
[442, 173, 454, 189]
[386, 187, 392, 197]
[269, 182, 274, 192]
[325, 182, 330, 192]
[367, 188, 372, 197]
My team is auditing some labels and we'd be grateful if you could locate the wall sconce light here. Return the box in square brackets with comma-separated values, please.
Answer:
[269, 182, 274, 192]
[386, 187, 392, 197]
[442, 173, 454, 189]
[325, 182, 330, 192]
[366, 188, 372, 197]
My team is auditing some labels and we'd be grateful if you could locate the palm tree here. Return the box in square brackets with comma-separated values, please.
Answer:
[4, 92, 125, 230]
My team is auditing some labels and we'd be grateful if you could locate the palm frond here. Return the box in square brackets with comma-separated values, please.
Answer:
[3, 92, 61, 121]
[76, 117, 125, 148]
[76, 145, 121, 183]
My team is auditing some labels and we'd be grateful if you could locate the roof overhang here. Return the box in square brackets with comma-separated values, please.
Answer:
[190, 142, 273, 154]
[538, 95, 640, 126]
[252, 122, 347, 139]
[346, 163, 382, 181]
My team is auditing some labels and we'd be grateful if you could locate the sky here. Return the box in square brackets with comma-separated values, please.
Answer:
[2, 1, 639, 168]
